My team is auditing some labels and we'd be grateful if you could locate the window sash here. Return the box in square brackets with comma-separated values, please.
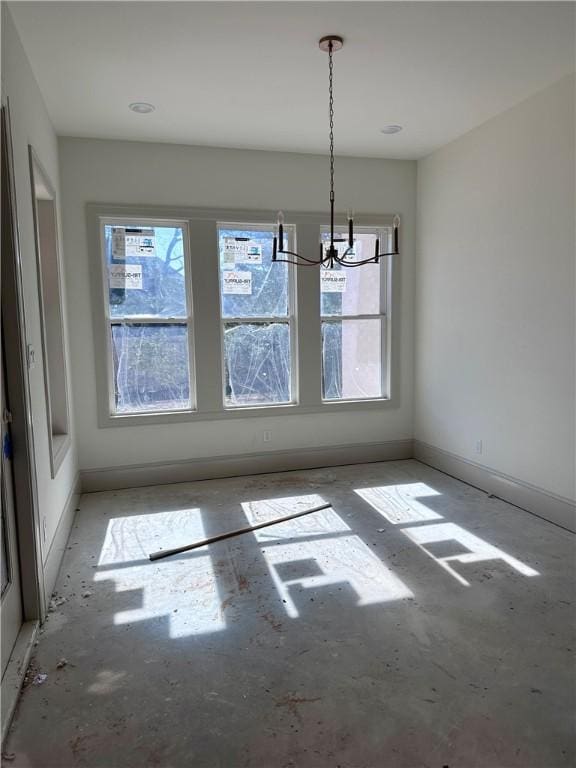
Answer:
[320, 225, 390, 319]
[100, 218, 196, 416]
[321, 316, 387, 402]
[221, 319, 294, 408]
[319, 226, 389, 402]
[108, 321, 193, 415]
[217, 222, 297, 409]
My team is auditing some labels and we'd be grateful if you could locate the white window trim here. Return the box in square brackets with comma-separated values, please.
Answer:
[87, 204, 399, 428]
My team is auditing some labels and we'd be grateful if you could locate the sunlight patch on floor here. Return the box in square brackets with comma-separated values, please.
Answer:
[355, 483, 443, 525]
[242, 494, 413, 617]
[94, 508, 226, 638]
[401, 521, 540, 586]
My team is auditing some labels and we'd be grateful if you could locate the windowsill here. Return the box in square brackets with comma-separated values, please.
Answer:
[98, 397, 393, 429]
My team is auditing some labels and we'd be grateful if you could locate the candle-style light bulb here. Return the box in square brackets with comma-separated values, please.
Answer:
[277, 210, 285, 251]
[393, 214, 400, 253]
[347, 209, 354, 248]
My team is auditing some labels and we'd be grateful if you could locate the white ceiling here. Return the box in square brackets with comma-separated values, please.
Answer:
[10, 1, 575, 159]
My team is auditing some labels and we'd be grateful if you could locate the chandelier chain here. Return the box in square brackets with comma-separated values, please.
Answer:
[329, 41, 335, 203]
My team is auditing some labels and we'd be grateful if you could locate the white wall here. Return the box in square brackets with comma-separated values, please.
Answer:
[2, 8, 78, 575]
[415, 75, 575, 502]
[59, 138, 416, 471]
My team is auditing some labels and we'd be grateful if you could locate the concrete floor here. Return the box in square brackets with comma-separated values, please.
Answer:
[4, 459, 574, 767]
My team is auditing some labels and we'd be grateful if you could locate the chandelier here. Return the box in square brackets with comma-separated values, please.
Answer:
[273, 35, 400, 268]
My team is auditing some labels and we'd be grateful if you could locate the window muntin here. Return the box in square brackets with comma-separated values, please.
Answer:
[320, 227, 389, 401]
[102, 221, 194, 415]
[218, 223, 295, 407]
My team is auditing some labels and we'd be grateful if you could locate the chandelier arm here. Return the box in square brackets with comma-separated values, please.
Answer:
[339, 251, 400, 266]
[278, 249, 323, 264]
[272, 256, 324, 266]
[336, 258, 375, 267]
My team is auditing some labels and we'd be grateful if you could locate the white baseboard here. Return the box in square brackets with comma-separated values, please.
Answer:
[79, 439, 574, 533]
[42, 474, 81, 605]
[1, 620, 38, 742]
[80, 439, 414, 492]
[414, 440, 575, 533]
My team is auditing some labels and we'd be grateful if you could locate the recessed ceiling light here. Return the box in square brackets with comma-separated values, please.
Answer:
[129, 102, 155, 114]
[380, 124, 403, 134]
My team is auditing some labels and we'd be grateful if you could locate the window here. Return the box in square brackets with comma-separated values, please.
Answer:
[29, 147, 71, 476]
[217, 222, 296, 407]
[91, 206, 396, 426]
[320, 227, 390, 401]
[101, 220, 194, 416]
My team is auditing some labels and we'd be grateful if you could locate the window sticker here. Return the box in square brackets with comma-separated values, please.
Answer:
[321, 270, 347, 293]
[236, 242, 262, 265]
[125, 228, 155, 257]
[109, 264, 143, 290]
[223, 270, 252, 295]
[222, 238, 244, 268]
[111, 227, 155, 258]
[111, 227, 126, 259]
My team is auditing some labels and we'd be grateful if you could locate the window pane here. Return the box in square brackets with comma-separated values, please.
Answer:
[320, 231, 381, 316]
[111, 324, 191, 413]
[322, 319, 382, 400]
[223, 323, 291, 406]
[105, 224, 188, 318]
[218, 226, 289, 318]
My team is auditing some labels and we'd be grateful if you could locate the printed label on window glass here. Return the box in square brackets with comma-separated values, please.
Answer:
[112, 227, 155, 258]
[222, 238, 263, 267]
[125, 228, 155, 256]
[222, 238, 244, 268]
[109, 264, 143, 290]
[237, 243, 262, 265]
[321, 270, 347, 293]
[111, 227, 126, 258]
[223, 270, 252, 295]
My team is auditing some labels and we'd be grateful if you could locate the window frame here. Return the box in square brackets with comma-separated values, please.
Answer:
[98, 216, 196, 420]
[217, 221, 298, 410]
[320, 225, 392, 403]
[88, 204, 398, 428]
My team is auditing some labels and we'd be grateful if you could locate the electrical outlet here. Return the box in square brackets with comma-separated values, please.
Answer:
[474, 440, 483, 455]
[263, 430, 272, 443]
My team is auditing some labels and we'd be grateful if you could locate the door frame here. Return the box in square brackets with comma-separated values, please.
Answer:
[1, 97, 45, 622]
